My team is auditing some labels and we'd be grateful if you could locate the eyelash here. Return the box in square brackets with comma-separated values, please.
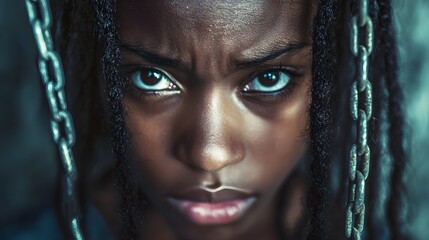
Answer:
[121, 65, 179, 100]
[240, 65, 302, 103]
[120, 64, 302, 103]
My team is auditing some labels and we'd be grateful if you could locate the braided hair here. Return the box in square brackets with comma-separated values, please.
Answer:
[54, 0, 410, 239]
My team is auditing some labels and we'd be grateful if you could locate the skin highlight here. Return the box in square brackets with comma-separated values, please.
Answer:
[94, 0, 315, 239]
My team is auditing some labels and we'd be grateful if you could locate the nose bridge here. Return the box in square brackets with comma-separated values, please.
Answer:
[178, 88, 244, 172]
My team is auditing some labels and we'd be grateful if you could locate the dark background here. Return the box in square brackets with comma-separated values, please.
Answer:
[0, 0, 428, 239]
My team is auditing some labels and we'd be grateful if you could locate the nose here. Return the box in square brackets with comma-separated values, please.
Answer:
[175, 89, 245, 172]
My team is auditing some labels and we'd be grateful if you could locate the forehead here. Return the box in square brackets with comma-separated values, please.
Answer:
[117, 0, 314, 63]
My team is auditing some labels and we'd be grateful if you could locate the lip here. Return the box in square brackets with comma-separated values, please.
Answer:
[168, 186, 257, 225]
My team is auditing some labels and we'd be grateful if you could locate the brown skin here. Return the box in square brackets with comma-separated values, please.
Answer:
[95, 0, 314, 239]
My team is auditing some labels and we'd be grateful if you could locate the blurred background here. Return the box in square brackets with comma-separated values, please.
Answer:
[0, 0, 428, 239]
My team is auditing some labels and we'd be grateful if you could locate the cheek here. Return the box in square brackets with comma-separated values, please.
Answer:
[241, 77, 310, 192]
[247, 122, 307, 190]
[123, 98, 181, 192]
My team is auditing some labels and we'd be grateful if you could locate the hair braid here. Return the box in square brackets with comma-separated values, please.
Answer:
[376, 0, 410, 239]
[93, 1, 141, 239]
[307, 0, 338, 239]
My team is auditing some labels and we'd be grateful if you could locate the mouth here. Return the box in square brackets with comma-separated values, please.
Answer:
[168, 186, 257, 225]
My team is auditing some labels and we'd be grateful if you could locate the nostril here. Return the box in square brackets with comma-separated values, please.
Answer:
[176, 139, 245, 172]
[196, 144, 234, 171]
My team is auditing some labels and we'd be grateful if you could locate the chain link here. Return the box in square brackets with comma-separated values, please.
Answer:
[345, 0, 374, 239]
[25, 0, 84, 239]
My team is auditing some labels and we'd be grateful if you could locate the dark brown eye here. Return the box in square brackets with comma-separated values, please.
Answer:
[243, 71, 291, 93]
[131, 68, 177, 91]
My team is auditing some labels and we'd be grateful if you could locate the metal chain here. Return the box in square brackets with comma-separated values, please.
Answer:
[345, 0, 374, 239]
[25, 0, 84, 239]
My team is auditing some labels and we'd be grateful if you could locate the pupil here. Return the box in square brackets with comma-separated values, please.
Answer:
[144, 70, 161, 85]
[259, 72, 279, 87]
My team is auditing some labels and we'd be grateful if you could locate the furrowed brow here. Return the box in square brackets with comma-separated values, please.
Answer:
[234, 42, 310, 69]
[120, 43, 188, 70]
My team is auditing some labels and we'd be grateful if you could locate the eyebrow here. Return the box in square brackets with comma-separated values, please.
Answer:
[121, 42, 310, 72]
[234, 42, 310, 69]
[121, 43, 188, 70]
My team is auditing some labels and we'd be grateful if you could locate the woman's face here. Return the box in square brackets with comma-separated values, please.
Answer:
[117, 0, 314, 238]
